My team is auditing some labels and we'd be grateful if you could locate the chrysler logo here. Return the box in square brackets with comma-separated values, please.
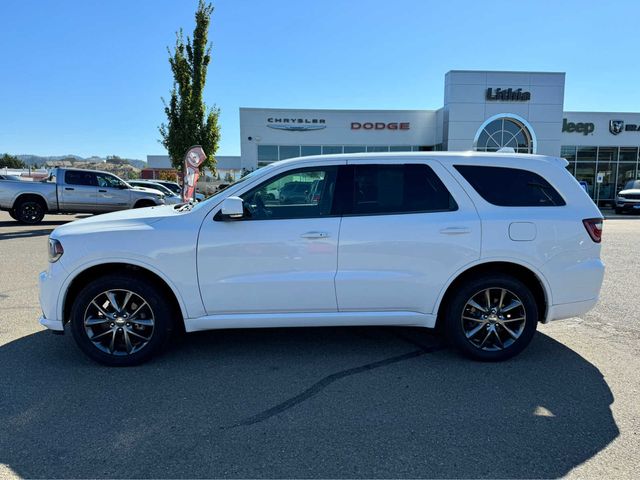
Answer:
[267, 117, 326, 132]
[609, 120, 624, 135]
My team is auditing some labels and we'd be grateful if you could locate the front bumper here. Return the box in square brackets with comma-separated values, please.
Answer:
[615, 201, 640, 212]
[39, 269, 65, 332]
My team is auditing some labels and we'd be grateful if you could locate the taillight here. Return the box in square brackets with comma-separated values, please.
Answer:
[583, 218, 603, 243]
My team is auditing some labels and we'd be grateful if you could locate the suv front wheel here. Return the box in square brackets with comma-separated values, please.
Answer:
[70, 274, 174, 366]
[444, 274, 538, 361]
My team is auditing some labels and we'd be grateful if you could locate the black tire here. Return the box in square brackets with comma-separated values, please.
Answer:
[443, 274, 538, 361]
[134, 200, 156, 209]
[8, 209, 18, 220]
[615, 208, 622, 215]
[14, 197, 46, 224]
[70, 273, 174, 366]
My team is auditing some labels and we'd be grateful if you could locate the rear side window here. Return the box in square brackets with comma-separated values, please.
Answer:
[342, 163, 457, 215]
[454, 165, 566, 207]
[65, 170, 96, 186]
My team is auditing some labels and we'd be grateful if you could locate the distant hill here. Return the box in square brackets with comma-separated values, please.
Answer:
[15, 154, 146, 169]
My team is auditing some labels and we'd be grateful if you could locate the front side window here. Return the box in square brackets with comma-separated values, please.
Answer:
[342, 164, 457, 215]
[96, 173, 125, 189]
[455, 165, 565, 207]
[65, 170, 96, 186]
[240, 167, 337, 220]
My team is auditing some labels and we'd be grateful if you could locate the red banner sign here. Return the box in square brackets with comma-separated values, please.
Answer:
[182, 146, 206, 202]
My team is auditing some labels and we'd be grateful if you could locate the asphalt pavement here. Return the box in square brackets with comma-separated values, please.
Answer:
[0, 212, 638, 479]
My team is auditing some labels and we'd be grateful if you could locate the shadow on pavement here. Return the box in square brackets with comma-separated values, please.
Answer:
[0, 327, 618, 478]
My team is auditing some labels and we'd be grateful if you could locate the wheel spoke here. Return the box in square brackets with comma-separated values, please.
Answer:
[91, 301, 110, 318]
[498, 289, 506, 309]
[106, 291, 121, 313]
[465, 323, 486, 339]
[85, 317, 109, 326]
[478, 329, 493, 348]
[467, 299, 487, 313]
[121, 291, 133, 312]
[501, 316, 525, 323]
[89, 328, 114, 342]
[108, 329, 117, 353]
[126, 328, 151, 341]
[463, 316, 486, 323]
[493, 329, 504, 349]
[123, 328, 133, 353]
[129, 301, 149, 319]
[500, 323, 519, 339]
[484, 289, 492, 310]
[129, 318, 153, 327]
[501, 299, 522, 313]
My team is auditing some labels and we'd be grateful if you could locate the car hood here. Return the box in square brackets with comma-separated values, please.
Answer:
[619, 188, 640, 196]
[131, 186, 163, 195]
[51, 205, 180, 237]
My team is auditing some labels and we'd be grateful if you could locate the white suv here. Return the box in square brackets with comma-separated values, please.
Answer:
[39, 153, 605, 366]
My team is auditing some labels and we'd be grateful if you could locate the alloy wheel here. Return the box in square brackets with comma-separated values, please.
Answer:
[83, 289, 155, 356]
[461, 287, 526, 351]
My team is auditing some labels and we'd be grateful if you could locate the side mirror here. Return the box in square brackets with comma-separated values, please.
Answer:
[219, 196, 244, 220]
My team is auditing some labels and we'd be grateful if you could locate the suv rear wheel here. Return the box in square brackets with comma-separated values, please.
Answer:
[70, 274, 174, 366]
[444, 274, 538, 361]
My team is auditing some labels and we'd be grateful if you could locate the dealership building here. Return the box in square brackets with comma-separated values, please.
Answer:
[149, 70, 640, 205]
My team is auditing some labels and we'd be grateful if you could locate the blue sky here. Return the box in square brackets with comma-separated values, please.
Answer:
[1, 0, 640, 160]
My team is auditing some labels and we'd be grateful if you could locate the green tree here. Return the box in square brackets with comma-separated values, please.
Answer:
[159, 0, 220, 173]
[0, 153, 25, 169]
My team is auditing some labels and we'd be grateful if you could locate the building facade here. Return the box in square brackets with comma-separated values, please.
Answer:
[237, 70, 640, 206]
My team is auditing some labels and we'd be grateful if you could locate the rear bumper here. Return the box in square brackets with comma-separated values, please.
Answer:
[545, 297, 598, 323]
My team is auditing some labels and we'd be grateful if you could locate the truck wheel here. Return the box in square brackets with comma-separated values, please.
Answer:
[70, 273, 174, 366]
[15, 198, 46, 224]
[443, 274, 538, 362]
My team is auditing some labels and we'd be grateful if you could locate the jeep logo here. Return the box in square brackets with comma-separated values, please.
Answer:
[562, 118, 594, 135]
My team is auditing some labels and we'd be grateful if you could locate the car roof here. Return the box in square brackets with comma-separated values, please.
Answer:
[269, 151, 567, 169]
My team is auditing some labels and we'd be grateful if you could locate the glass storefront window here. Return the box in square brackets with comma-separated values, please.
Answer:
[617, 162, 637, 194]
[389, 146, 413, 152]
[343, 146, 366, 153]
[576, 147, 597, 162]
[279, 145, 301, 160]
[575, 162, 596, 198]
[560, 145, 576, 162]
[619, 147, 638, 163]
[596, 147, 618, 204]
[300, 146, 321, 157]
[322, 146, 343, 154]
[257, 145, 278, 164]
[366, 146, 390, 152]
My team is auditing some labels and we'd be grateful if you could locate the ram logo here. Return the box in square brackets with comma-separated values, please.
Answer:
[609, 120, 624, 135]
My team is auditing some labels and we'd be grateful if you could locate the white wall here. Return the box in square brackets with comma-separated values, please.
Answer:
[240, 108, 438, 169]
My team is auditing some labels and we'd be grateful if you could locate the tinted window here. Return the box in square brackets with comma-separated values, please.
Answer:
[240, 167, 337, 220]
[455, 165, 566, 206]
[343, 164, 457, 215]
[65, 170, 96, 186]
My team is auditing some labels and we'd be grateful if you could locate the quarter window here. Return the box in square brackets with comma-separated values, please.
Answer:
[240, 167, 338, 220]
[343, 164, 457, 215]
[454, 165, 565, 207]
[96, 173, 125, 189]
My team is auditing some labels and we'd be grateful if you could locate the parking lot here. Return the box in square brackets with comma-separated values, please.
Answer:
[0, 211, 639, 479]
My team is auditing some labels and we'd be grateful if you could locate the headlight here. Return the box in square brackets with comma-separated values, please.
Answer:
[617, 196, 626, 202]
[48, 238, 64, 263]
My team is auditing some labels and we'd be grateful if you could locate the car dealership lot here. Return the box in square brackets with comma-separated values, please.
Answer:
[0, 212, 639, 478]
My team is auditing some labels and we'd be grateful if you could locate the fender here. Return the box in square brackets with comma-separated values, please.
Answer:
[56, 256, 193, 324]
[432, 256, 553, 320]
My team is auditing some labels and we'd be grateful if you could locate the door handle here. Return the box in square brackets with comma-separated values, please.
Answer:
[65, 187, 74, 191]
[300, 231, 329, 239]
[98, 189, 107, 193]
[440, 227, 471, 235]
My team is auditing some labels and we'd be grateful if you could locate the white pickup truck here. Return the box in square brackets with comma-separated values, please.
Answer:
[0, 168, 166, 224]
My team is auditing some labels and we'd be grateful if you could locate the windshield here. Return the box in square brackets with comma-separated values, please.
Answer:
[157, 181, 182, 195]
[133, 182, 174, 196]
[623, 179, 640, 190]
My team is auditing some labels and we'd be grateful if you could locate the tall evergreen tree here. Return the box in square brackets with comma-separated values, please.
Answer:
[159, 0, 220, 172]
